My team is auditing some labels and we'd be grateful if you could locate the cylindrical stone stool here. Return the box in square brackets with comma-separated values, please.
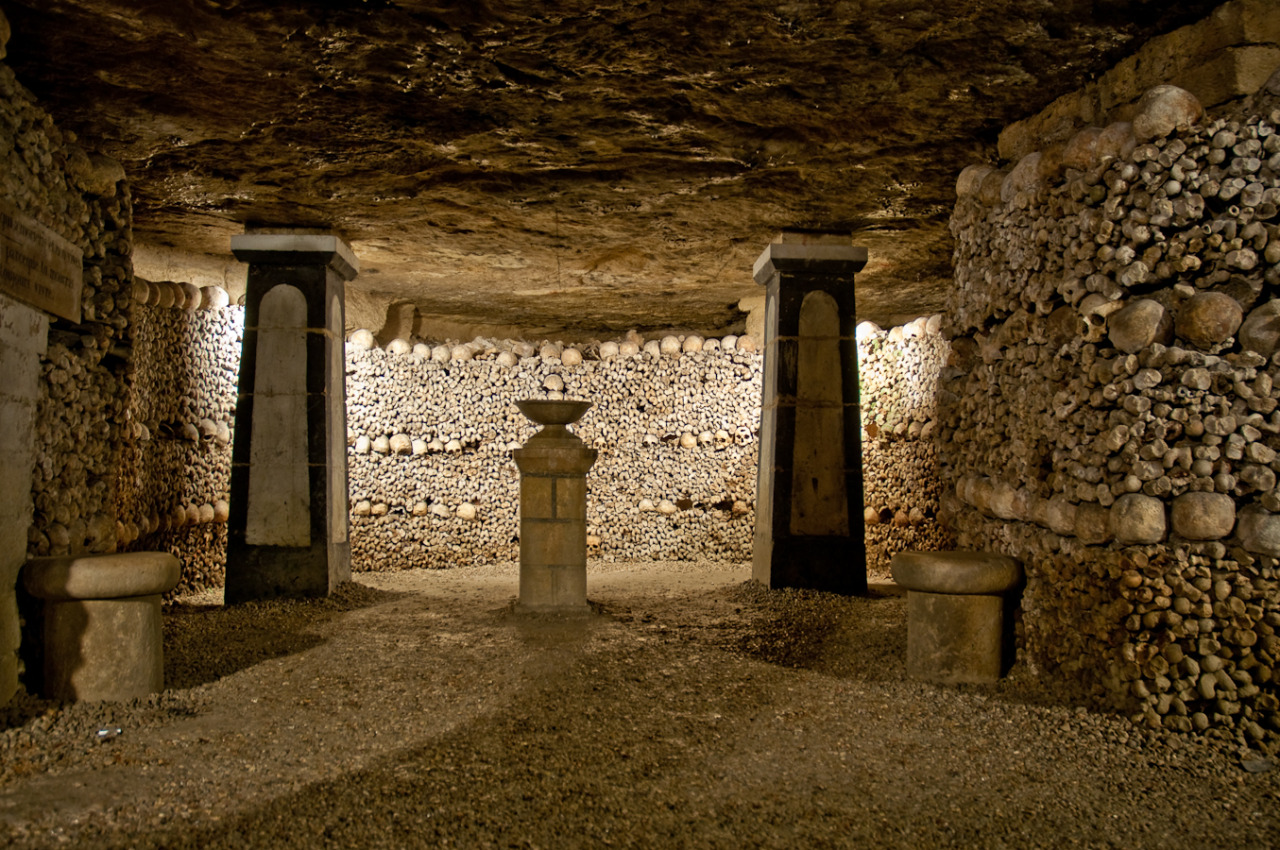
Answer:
[513, 399, 598, 612]
[890, 550, 1023, 685]
[23, 552, 181, 701]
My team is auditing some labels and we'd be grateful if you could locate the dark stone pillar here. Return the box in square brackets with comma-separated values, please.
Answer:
[225, 233, 358, 602]
[752, 231, 868, 594]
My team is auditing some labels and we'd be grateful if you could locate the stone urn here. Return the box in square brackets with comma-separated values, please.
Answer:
[512, 399, 598, 611]
[516, 399, 593, 444]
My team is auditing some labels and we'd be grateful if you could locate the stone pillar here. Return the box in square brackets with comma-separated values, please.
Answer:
[0, 293, 48, 702]
[225, 233, 357, 602]
[752, 231, 868, 594]
[513, 400, 598, 611]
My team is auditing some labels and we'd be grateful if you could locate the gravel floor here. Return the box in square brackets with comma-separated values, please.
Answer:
[1, 561, 1277, 849]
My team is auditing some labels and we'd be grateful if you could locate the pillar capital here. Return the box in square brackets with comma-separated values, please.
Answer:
[231, 233, 359, 281]
[753, 231, 867, 287]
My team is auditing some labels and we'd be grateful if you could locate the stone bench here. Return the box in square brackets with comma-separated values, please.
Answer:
[23, 552, 180, 701]
[890, 550, 1023, 685]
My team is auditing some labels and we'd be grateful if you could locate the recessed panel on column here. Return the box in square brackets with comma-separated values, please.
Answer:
[246, 284, 310, 546]
[791, 290, 849, 536]
[328, 291, 348, 545]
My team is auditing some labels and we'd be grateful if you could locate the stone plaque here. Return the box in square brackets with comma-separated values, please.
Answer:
[0, 200, 82, 322]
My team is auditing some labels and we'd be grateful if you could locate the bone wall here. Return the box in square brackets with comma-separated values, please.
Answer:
[122, 308, 948, 587]
[344, 335, 761, 569]
[858, 317, 955, 567]
[944, 83, 1280, 745]
[123, 281, 239, 595]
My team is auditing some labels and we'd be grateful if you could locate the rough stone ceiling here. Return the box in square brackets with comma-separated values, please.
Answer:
[2, 0, 1225, 337]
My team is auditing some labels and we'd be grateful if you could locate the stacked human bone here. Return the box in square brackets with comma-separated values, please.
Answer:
[12, 63, 135, 564]
[124, 280, 239, 594]
[943, 81, 1280, 745]
[109, 300, 948, 584]
[856, 316, 955, 571]
[344, 331, 762, 568]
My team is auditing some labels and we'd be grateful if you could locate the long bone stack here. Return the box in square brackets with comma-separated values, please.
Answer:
[944, 78, 1280, 747]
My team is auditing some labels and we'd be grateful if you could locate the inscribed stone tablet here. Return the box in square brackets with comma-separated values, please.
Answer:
[0, 200, 81, 322]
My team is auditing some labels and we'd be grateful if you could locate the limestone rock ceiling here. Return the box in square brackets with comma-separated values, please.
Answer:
[3, 0, 1223, 337]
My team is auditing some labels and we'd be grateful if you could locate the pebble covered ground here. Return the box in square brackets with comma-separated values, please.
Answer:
[0, 562, 1277, 848]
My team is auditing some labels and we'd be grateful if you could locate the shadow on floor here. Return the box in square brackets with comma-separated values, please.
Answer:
[164, 581, 402, 690]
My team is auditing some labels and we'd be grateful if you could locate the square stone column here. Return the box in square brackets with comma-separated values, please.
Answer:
[0, 293, 48, 702]
[225, 233, 358, 602]
[752, 231, 868, 594]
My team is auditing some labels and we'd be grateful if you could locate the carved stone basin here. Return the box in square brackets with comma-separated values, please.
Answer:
[516, 399, 592, 427]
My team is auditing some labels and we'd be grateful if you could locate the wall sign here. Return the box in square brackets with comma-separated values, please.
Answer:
[0, 199, 82, 322]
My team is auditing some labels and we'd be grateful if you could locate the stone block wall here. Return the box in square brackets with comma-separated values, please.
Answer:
[944, 84, 1280, 744]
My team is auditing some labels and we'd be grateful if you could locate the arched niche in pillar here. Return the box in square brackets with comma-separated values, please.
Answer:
[327, 291, 349, 546]
[246, 284, 310, 546]
[791, 289, 849, 536]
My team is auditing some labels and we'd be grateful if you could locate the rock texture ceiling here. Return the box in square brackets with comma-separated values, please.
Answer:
[2, 0, 1224, 338]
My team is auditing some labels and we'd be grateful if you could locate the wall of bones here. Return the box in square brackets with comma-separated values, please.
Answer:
[942, 82, 1280, 741]
[103, 298, 949, 593]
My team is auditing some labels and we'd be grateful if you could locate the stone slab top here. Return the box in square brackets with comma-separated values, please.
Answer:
[24, 552, 181, 601]
[890, 550, 1023, 595]
[231, 233, 360, 280]
[753, 242, 868, 286]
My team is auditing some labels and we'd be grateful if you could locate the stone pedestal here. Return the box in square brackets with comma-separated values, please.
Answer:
[752, 231, 869, 594]
[890, 550, 1024, 685]
[23, 552, 180, 701]
[225, 233, 358, 602]
[513, 400, 598, 612]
